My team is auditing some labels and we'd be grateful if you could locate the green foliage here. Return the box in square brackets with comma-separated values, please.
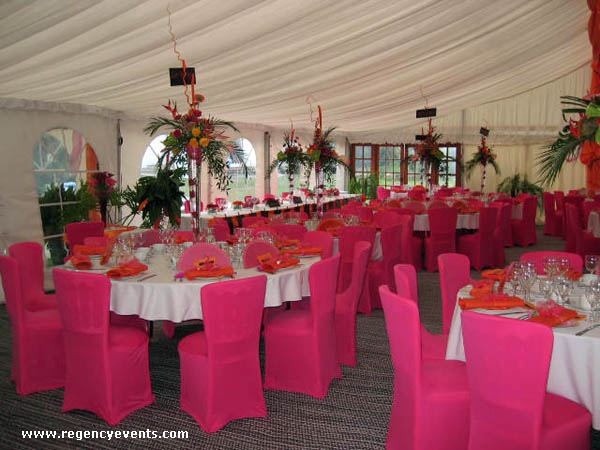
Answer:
[135, 168, 186, 228]
[497, 174, 544, 210]
[348, 173, 379, 199]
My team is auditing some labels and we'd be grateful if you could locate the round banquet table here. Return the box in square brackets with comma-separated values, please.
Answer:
[446, 281, 600, 430]
[413, 212, 479, 232]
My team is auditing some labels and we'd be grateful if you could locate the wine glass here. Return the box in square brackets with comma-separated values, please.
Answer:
[519, 268, 537, 303]
[538, 277, 554, 303]
[585, 283, 600, 321]
[585, 255, 599, 275]
[543, 257, 558, 278]
[558, 257, 570, 276]
[507, 263, 523, 295]
[555, 275, 572, 306]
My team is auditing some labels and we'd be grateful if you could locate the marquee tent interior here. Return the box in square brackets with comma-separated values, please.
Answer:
[0, 0, 593, 243]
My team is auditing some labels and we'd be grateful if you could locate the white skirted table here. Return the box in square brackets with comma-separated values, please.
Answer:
[446, 283, 600, 430]
[413, 213, 479, 232]
[588, 210, 600, 238]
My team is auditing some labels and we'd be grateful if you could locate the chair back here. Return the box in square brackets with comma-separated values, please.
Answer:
[0, 255, 23, 324]
[271, 224, 308, 241]
[396, 214, 416, 264]
[393, 264, 418, 303]
[142, 229, 162, 246]
[317, 218, 345, 232]
[338, 226, 376, 262]
[428, 201, 449, 210]
[477, 207, 498, 236]
[339, 241, 372, 311]
[242, 216, 270, 228]
[178, 243, 231, 270]
[520, 251, 583, 275]
[462, 311, 553, 450]
[357, 206, 373, 222]
[377, 186, 391, 201]
[373, 210, 403, 229]
[404, 200, 426, 214]
[428, 207, 458, 240]
[9, 242, 45, 301]
[554, 190, 565, 210]
[408, 190, 426, 201]
[212, 222, 232, 242]
[243, 241, 280, 268]
[380, 224, 403, 291]
[438, 253, 470, 335]
[175, 231, 194, 243]
[65, 221, 105, 252]
[301, 231, 334, 258]
[309, 254, 340, 329]
[201, 276, 267, 364]
[522, 196, 538, 222]
[83, 236, 109, 247]
[53, 269, 110, 335]
[385, 199, 403, 209]
[543, 192, 556, 219]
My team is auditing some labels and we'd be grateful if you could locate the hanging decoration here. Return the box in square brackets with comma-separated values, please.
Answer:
[306, 105, 349, 218]
[536, 95, 600, 187]
[409, 118, 444, 189]
[268, 122, 310, 195]
[464, 132, 500, 191]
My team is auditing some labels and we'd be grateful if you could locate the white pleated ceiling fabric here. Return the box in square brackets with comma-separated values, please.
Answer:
[0, 0, 591, 133]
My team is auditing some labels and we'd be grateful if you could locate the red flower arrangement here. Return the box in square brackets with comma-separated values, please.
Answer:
[89, 172, 116, 201]
[410, 119, 444, 170]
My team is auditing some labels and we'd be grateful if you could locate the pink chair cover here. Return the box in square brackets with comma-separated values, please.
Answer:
[359, 224, 402, 314]
[425, 207, 458, 272]
[357, 206, 374, 222]
[53, 269, 154, 425]
[377, 186, 391, 201]
[397, 213, 423, 271]
[462, 311, 591, 450]
[175, 231, 194, 242]
[212, 222, 232, 242]
[565, 203, 600, 257]
[393, 264, 447, 360]
[511, 196, 538, 247]
[271, 224, 307, 241]
[404, 200, 426, 214]
[264, 255, 341, 398]
[457, 207, 498, 270]
[428, 200, 450, 210]
[335, 242, 372, 366]
[520, 251, 583, 275]
[0, 255, 64, 395]
[242, 216, 270, 228]
[337, 226, 376, 293]
[142, 229, 162, 246]
[438, 253, 470, 335]
[177, 243, 231, 271]
[301, 231, 334, 258]
[543, 192, 563, 237]
[372, 210, 403, 229]
[408, 190, 426, 201]
[179, 275, 268, 432]
[243, 241, 280, 268]
[8, 242, 58, 312]
[488, 202, 509, 267]
[65, 221, 105, 253]
[380, 285, 469, 450]
[83, 236, 109, 247]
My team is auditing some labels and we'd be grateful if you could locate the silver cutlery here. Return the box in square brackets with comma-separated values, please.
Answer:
[575, 323, 600, 336]
[137, 274, 156, 282]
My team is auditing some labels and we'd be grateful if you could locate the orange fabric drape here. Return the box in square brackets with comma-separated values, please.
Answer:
[583, 0, 600, 190]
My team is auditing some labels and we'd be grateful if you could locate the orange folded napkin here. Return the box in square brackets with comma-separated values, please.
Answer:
[566, 269, 583, 281]
[259, 256, 301, 274]
[276, 239, 300, 249]
[185, 266, 235, 280]
[281, 246, 323, 257]
[69, 254, 92, 270]
[482, 268, 506, 282]
[193, 257, 217, 271]
[469, 279, 495, 297]
[459, 294, 525, 310]
[106, 258, 148, 279]
[528, 301, 584, 327]
[104, 226, 136, 239]
[72, 244, 106, 256]
[175, 234, 193, 244]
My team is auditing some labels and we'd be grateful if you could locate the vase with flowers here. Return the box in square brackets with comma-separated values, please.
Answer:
[306, 106, 349, 218]
[269, 124, 310, 194]
[89, 171, 117, 225]
[409, 119, 445, 190]
[465, 133, 500, 191]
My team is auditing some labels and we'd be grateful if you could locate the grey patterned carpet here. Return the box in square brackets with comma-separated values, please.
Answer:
[0, 228, 597, 449]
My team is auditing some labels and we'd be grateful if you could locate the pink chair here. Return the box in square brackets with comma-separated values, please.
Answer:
[242, 216, 270, 228]
[243, 241, 280, 268]
[543, 192, 563, 237]
[377, 186, 391, 201]
[372, 210, 403, 229]
[425, 207, 458, 272]
[53, 269, 154, 425]
[177, 243, 231, 271]
[404, 200, 426, 214]
[394, 264, 447, 360]
[359, 224, 402, 314]
[457, 207, 498, 270]
[554, 190, 566, 236]
[335, 242, 372, 366]
[8, 242, 58, 312]
[438, 253, 470, 336]
[301, 231, 334, 258]
[428, 201, 450, 210]
[462, 311, 591, 450]
[83, 236, 109, 247]
[563, 195, 584, 236]
[511, 196, 537, 247]
[175, 230, 194, 243]
[271, 224, 308, 241]
[142, 229, 162, 246]
[565, 203, 600, 257]
[179, 276, 268, 432]
[380, 285, 470, 450]
[408, 190, 427, 201]
[264, 255, 341, 398]
[337, 226, 376, 293]
[520, 251, 583, 275]
[357, 206, 374, 223]
[489, 202, 509, 267]
[212, 222, 232, 242]
[0, 255, 64, 395]
[397, 213, 423, 271]
[65, 221, 105, 253]
[582, 200, 600, 230]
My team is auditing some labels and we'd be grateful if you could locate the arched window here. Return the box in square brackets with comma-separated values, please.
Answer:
[140, 134, 168, 177]
[34, 128, 99, 265]
[228, 138, 256, 200]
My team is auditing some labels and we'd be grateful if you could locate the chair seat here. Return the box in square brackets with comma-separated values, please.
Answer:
[178, 331, 208, 356]
[422, 359, 469, 400]
[24, 308, 62, 329]
[540, 393, 592, 450]
[109, 325, 149, 348]
[421, 328, 448, 360]
[25, 292, 58, 312]
[265, 310, 312, 335]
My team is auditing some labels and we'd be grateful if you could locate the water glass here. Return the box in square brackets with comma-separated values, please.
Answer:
[543, 257, 558, 278]
[507, 263, 523, 295]
[555, 276, 572, 306]
[558, 257, 570, 276]
[519, 269, 537, 303]
[538, 277, 554, 302]
[585, 284, 600, 321]
[585, 255, 599, 275]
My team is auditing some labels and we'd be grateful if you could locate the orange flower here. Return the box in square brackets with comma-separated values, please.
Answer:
[189, 138, 199, 148]
[192, 127, 200, 137]
[199, 137, 210, 147]
[138, 199, 148, 212]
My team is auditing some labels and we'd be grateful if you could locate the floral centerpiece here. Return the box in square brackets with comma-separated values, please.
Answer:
[144, 92, 245, 235]
[537, 95, 600, 187]
[206, 203, 218, 213]
[409, 119, 444, 188]
[89, 171, 117, 225]
[306, 106, 349, 218]
[465, 134, 500, 191]
[269, 125, 310, 193]
[232, 200, 243, 210]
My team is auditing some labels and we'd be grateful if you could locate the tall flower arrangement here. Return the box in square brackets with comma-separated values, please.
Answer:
[410, 119, 444, 187]
[465, 134, 500, 191]
[306, 106, 349, 218]
[268, 125, 310, 194]
[89, 171, 117, 225]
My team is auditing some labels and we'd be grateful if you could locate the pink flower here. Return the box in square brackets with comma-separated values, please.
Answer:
[173, 129, 182, 138]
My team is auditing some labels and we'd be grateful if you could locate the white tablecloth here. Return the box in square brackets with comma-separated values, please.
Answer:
[332, 232, 382, 261]
[390, 191, 408, 200]
[512, 202, 523, 220]
[109, 254, 315, 322]
[446, 284, 600, 429]
[413, 213, 479, 232]
[588, 211, 600, 238]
